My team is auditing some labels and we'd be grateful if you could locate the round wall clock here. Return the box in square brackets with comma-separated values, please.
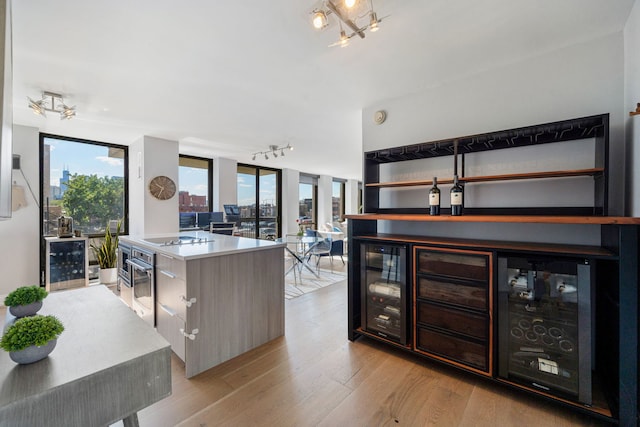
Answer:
[148, 175, 176, 200]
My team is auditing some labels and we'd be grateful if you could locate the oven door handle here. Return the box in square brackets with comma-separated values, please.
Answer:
[126, 259, 153, 272]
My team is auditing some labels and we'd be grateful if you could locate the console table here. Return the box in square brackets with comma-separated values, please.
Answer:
[346, 214, 639, 426]
[0, 285, 172, 426]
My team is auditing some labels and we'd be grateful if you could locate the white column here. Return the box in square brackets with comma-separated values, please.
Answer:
[317, 175, 333, 230]
[213, 157, 237, 212]
[345, 179, 360, 215]
[129, 136, 179, 236]
[281, 168, 300, 236]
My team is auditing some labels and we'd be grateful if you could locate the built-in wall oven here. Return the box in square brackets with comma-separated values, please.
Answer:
[117, 242, 132, 307]
[127, 246, 155, 326]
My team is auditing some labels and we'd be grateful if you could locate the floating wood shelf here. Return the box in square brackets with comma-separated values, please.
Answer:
[365, 168, 605, 188]
[345, 213, 640, 225]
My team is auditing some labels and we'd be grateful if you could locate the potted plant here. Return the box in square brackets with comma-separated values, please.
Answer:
[90, 220, 121, 284]
[4, 285, 48, 318]
[0, 315, 64, 364]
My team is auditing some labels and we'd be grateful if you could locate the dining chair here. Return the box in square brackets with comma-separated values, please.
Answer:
[305, 229, 333, 272]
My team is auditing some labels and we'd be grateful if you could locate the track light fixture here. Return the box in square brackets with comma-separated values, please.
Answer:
[27, 91, 76, 120]
[252, 144, 293, 162]
[311, 0, 387, 47]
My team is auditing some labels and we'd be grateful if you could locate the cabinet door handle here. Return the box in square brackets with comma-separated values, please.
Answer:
[179, 328, 199, 340]
[159, 303, 176, 317]
[160, 269, 177, 279]
[180, 295, 197, 307]
[158, 253, 175, 260]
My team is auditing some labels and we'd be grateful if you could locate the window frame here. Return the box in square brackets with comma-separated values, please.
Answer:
[178, 154, 213, 213]
[237, 163, 282, 240]
[39, 133, 129, 285]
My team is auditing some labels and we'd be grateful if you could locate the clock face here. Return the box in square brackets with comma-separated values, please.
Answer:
[148, 176, 176, 200]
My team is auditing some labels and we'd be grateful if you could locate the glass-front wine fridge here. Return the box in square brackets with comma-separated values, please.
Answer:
[498, 256, 593, 405]
[361, 242, 408, 345]
[45, 236, 89, 292]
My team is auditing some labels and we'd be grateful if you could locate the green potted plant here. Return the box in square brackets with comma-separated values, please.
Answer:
[90, 220, 121, 284]
[0, 315, 64, 364]
[4, 285, 48, 318]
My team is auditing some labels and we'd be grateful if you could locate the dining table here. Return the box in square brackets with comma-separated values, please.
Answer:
[278, 234, 321, 278]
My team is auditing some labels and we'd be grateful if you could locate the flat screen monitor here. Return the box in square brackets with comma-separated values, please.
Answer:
[179, 212, 197, 229]
[223, 204, 240, 215]
[210, 211, 223, 222]
[196, 212, 211, 228]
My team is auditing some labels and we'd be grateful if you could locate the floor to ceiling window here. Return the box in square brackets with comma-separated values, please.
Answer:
[178, 155, 212, 229]
[237, 164, 281, 240]
[41, 135, 128, 236]
[40, 134, 128, 281]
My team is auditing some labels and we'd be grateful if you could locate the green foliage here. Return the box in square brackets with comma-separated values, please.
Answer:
[90, 220, 121, 269]
[4, 286, 48, 307]
[0, 315, 64, 352]
[62, 174, 124, 231]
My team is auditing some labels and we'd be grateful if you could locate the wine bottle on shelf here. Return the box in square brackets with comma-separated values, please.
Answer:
[450, 174, 463, 216]
[429, 176, 440, 216]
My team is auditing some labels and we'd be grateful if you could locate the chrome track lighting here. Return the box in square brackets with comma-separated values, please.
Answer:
[252, 144, 294, 161]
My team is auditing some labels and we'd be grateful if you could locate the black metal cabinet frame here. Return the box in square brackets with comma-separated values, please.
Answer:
[363, 114, 609, 216]
[347, 218, 638, 426]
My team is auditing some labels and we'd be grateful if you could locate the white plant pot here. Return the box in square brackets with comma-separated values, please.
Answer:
[99, 267, 118, 284]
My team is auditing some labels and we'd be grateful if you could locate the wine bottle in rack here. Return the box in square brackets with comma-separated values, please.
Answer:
[450, 174, 463, 216]
[429, 176, 440, 216]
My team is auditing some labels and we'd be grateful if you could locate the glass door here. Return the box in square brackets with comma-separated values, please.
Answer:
[360, 242, 408, 345]
[237, 164, 281, 240]
[497, 256, 592, 405]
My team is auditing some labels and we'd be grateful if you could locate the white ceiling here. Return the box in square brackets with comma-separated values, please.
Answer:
[10, 0, 636, 180]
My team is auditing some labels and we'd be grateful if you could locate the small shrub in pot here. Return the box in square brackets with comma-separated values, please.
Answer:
[4, 286, 48, 317]
[0, 315, 65, 364]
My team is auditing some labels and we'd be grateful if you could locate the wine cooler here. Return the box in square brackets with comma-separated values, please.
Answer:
[45, 236, 89, 292]
[361, 242, 408, 345]
[498, 256, 593, 405]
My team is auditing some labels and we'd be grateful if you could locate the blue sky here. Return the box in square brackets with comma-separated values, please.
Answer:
[45, 137, 319, 208]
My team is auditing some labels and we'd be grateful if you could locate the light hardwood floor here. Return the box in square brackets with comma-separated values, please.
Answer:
[136, 261, 608, 427]
[1, 260, 608, 427]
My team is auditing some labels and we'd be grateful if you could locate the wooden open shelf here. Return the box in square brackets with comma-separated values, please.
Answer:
[366, 168, 604, 188]
[345, 213, 640, 225]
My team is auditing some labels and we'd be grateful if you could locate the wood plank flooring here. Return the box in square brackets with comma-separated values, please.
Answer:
[135, 273, 608, 427]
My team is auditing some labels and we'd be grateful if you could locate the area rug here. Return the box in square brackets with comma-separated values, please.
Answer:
[284, 258, 347, 300]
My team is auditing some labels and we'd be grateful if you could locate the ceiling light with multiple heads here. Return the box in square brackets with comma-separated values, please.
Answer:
[252, 144, 293, 161]
[311, 0, 386, 47]
[27, 91, 76, 120]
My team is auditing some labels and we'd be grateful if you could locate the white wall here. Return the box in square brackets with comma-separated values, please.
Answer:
[364, 33, 626, 217]
[362, 32, 629, 244]
[317, 175, 333, 229]
[281, 168, 300, 236]
[212, 157, 237, 213]
[625, 0, 640, 216]
[0, 125, 40, 300]
[129, 135, 179, 236]
[345, 179, 360, 215]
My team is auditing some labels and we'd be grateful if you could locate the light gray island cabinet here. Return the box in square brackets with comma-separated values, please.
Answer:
[122, 233, 285, 378]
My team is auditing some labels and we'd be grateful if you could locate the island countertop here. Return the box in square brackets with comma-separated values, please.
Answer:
[120, 231, 285, 261]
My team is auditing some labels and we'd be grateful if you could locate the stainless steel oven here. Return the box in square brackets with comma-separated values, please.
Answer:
[117, 242, 132, 307]
[127, 246, 155, 326]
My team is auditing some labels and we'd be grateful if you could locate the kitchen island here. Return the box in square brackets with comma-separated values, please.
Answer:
[120, 232, 285, 378]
